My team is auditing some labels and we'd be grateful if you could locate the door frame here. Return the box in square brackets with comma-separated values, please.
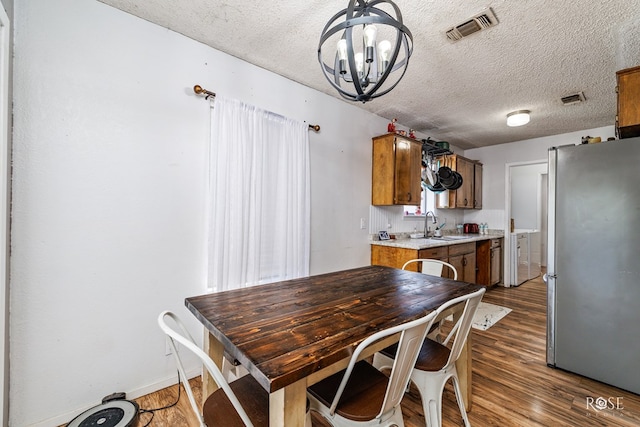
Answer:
[504, 159, 547, 287]
[0, 2, 10, 424]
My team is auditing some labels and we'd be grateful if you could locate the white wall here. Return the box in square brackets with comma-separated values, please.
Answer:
[464, 125, 615, 226]
[11, 1, 388, 425]
[464, 125, 616, 284]
[511, 163, 547, 230]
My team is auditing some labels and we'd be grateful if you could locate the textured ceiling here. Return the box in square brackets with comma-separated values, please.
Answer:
[98, 0, 640, 149]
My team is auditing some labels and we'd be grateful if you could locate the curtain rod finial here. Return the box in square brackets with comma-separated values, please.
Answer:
[308, 124, 320, 132]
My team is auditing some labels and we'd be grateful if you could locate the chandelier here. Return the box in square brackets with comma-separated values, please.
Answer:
[318, 0, 413, 103]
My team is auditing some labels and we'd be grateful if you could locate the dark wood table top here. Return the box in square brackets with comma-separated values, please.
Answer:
[185, 265, 482, 393]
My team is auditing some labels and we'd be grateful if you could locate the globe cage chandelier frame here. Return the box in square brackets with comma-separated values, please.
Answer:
[318, 0, 413, 103]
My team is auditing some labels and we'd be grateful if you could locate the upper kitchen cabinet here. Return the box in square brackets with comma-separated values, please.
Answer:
[435, 154, 483, 209]
[372, 133, 422, 206]
[616, 65, 640, 139]
[473, 162, 483, 209]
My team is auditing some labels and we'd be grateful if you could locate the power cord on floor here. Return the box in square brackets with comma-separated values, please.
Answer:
[137, 371, 182, 426]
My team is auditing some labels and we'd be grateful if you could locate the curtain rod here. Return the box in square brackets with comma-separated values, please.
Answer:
[193, 85, 320, 132]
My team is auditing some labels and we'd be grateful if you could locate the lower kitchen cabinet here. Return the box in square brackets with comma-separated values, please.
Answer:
[371, 241, 476, 283]
[476, 238, 503, 286]
[448, 242, 476, 284]
[372, 237, 503, 286]
[371, 245, 419, 270]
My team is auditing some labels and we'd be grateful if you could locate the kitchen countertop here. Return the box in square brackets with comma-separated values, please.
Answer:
[370, 234, 502, 250]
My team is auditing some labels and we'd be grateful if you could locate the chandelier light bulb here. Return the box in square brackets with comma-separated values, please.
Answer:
[378, 39, 392, 73]
[363, 25, 377, 47]
[354, 52, 365, 77]
[337, 39, 348, 74]
[337, 39, 348, 60]
[363, 25, 377, 63]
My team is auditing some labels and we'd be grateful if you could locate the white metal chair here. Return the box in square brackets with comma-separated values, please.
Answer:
[158, 311, 311, 427]
[403, 259, 458, 341]
[373, 288, 485, 427]
[402, 259, 458, 280]
[307, 308, 439, 427]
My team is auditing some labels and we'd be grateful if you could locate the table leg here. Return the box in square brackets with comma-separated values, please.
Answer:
[202, 331, 223, 405]
[269, 379, 307, 426]
[455, 334, 472, 411]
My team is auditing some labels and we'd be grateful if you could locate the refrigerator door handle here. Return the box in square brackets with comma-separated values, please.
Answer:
[546, 271, 557, 367]
[546, 147, 558, 367]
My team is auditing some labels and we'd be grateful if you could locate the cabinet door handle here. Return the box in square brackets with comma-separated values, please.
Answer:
[462, 257, 467, 267]
[491, 251, 494, 259]
[464, 198, 468, 206]
[407, 192, 412, 201]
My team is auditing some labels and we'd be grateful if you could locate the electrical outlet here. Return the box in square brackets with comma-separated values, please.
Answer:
[360, 218, 366, 229]
[165, 337, 173, 356]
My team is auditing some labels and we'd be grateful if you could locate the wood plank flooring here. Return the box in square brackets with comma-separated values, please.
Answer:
[125, 275, 640, 426]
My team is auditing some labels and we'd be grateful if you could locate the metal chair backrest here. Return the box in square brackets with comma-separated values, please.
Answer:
[158, 311, 254, 427]
[328, 309, 439, 419]
[402, 258, 458, 280]
[435, 288, 485, 368]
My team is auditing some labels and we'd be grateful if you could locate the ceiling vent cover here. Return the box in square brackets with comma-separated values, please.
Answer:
[446, 8, 499, 42]
[561, 92, 586, 105]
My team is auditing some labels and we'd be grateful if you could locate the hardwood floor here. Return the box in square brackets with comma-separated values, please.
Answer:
[127, 275, 640, 426]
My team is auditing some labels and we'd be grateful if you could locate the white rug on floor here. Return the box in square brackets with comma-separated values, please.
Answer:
[446, 302, 512, 331]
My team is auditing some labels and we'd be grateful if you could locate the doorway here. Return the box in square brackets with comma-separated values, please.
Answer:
[504, 160, 548, 286]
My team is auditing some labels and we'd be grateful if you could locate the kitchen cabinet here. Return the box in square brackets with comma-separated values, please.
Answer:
[372, 133, 422, 206]
[476, 238, 503, 286]
[447, 242, 476, 283]
[473, 162, 483, 209]
[490, 242, 501, 285]
[371, 245, 420, 270]
[371, 245, 447, 272]
[371, 238, 505, 286]
[371, 241, 476, 283]
[616, 65, 640, 139]
[435, 154, 482, 209]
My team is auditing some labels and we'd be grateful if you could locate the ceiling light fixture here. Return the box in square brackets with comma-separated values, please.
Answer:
[317, 0, 413, 103]
[506, 110, 531, 127]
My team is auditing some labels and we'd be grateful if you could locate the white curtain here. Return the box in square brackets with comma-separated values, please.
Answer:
[207, 96, 310, 292]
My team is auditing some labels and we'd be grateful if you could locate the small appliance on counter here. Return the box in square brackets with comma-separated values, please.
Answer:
[463, 223, 479, 234]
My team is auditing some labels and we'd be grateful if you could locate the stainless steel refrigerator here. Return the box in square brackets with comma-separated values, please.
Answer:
[547, 139, 640, 394]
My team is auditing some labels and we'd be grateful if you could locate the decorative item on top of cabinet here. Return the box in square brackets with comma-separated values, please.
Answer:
[435, 154, 483, 209]
[372, 133, 422, 206]
[616, 65, 640, 139]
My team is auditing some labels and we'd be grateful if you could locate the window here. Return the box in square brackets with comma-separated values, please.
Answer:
[404, 186, 435, 217]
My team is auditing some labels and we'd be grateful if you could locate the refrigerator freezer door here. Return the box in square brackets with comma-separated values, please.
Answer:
[548, 140, 640, 394]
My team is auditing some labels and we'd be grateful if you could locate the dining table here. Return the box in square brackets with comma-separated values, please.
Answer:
[185, 264, 483, 426]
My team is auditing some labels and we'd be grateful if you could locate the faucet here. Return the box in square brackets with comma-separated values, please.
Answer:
[424, 211, 437, 237]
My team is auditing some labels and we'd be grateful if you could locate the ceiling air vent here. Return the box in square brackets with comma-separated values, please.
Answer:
[561, 92, 586, 105]
[446, 8, 499, 42]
